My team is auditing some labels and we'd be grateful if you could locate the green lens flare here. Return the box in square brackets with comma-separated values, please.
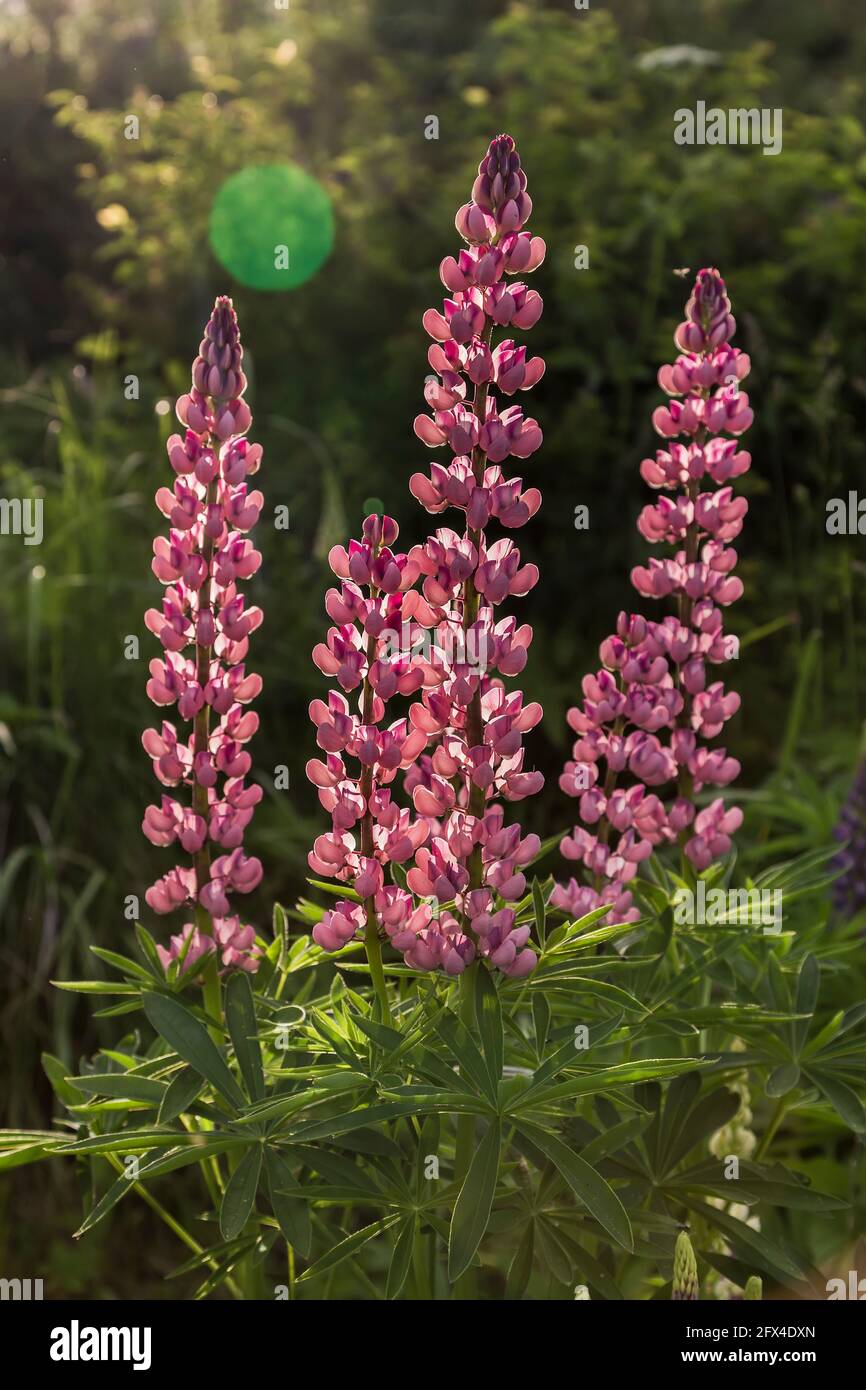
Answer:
[209, 164, 334, 291]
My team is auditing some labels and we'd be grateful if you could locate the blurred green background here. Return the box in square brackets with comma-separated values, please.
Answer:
[2, 0, 865, 1294]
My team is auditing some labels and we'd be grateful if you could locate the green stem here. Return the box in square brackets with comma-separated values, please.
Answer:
[359, 614, 391, 1024]
[412, 1219, 432, 1299]
[454, 963, 478, 1178]
[364, 906, 390, 1023]
[452, 963, 478, 1297]
[106, 1154, 243, 1300]
[755, 1097, 789, 1162]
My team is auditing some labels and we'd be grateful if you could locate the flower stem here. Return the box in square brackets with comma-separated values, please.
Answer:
[755, 1097, 789, 1161]
[106, 1153, 243, 1300]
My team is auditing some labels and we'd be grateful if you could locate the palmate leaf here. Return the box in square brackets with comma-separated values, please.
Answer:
[515, 1120, 633, 1251]
[448, 1119, 502, 1282]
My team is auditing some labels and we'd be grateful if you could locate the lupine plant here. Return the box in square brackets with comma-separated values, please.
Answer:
[5, 140, 863, 1302]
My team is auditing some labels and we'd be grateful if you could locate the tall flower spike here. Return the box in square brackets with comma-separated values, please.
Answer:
[307, 135, 545, 984]
[553, 269, 749, 924]
[143, 296, 263, 976]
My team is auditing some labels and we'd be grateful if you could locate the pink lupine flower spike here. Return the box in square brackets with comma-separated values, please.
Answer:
[554, 269, 749, 924]
[143, 297, 264, 992]
[308, 136, 546, 997]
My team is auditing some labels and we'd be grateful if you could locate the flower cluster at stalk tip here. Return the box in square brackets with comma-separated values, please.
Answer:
[308, 134, 545, 977]
[142, 296, 263, 974]
[554, 269, 749, 925]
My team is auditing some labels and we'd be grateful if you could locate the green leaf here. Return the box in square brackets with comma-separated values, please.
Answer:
[656, 1071, 702, 1171]
[219, 1145, 263, 1240]
[805, 1068, 866, 1132]
[660, 1087, 742, 1175]
[298, 1215, 402, 1283]
[476, 967, 504, 1094]
[532, 997, 550, 1059]
[291, 1100, 427, 1142]
[434, 1010, 496, 1102]
[532, 877, 547, 945]
[264, 1148, 312, 1257]
[0, 1132, 68, 1172]
[158, 1067, 204, 1123]
[134, 923, 163, 973]
[555, 1225, 625, 1299]
[41, 1052, 81, 1107]
[514, 1058, 712, 1110]
[684, 1197, 813, 1287]
[580, 1114, 651, 1167]
[448, 1119, 501, 1283]
[90, 946, 154, 983]
[515, 1121, 633, 1251]
[225, 971, 265, 1102]
[51, 980, 139, 995]
[352, 1014, 405, 1052]
[766, 1062, 801, 1098]
[142, 991, 245, 1110]
[386, 1217, 415, 1300]
[505, 1221, 535, 1299]
[793, 954, 819, 1054]
[66, 1073, 166, 1104]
